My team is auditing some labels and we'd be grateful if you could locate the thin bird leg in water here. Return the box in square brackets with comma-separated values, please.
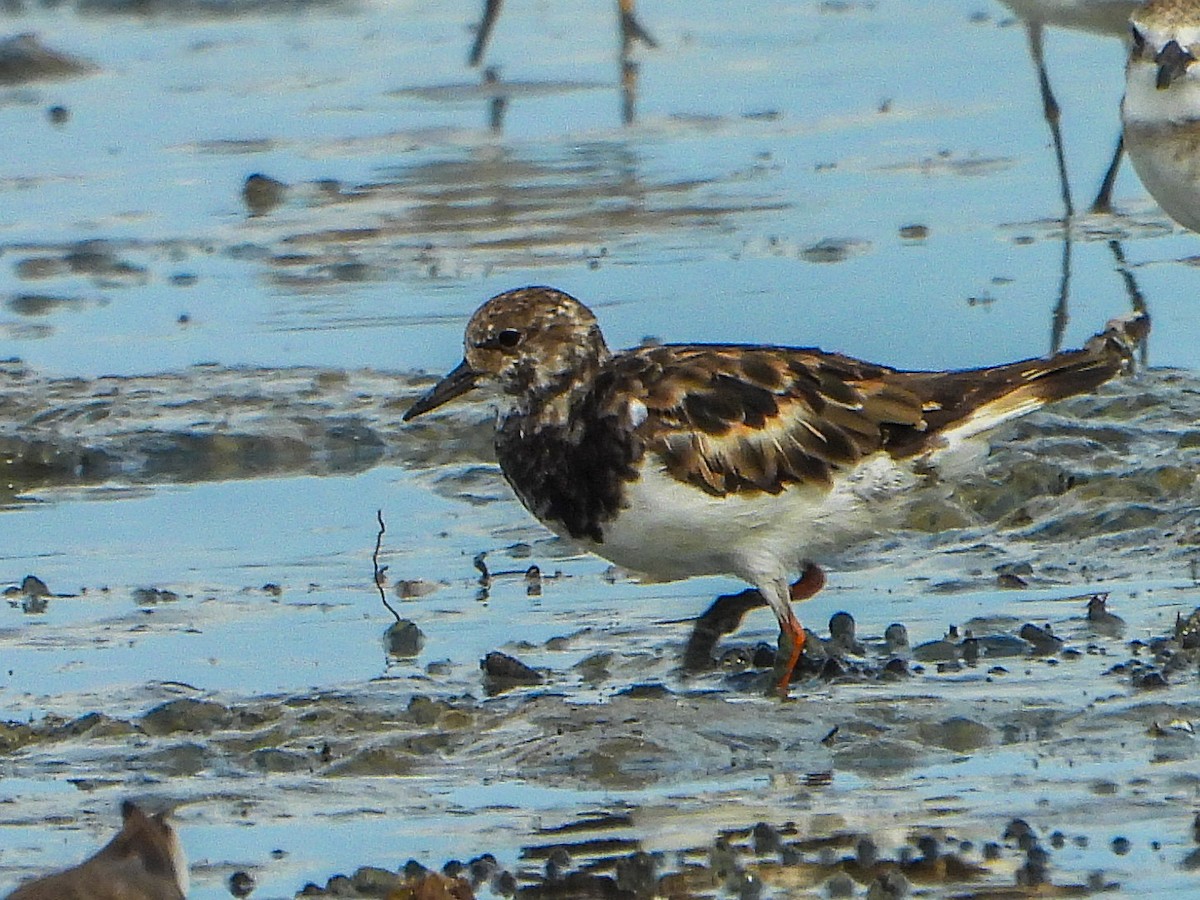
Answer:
[1024, 21, 1074, 218]
[772, 563, 825, 694]
[773, 609, 807, 697]
[468, 0, 503, 66]
[1091, 134, 1124, 214]
[618, 0, 658, 50]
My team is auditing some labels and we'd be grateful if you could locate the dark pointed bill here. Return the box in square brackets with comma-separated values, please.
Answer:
[403, 359, 480, 420]
[1156, 39, 1194, 90]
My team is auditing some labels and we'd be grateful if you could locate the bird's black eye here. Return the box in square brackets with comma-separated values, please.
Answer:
[496, 328, 522, 349]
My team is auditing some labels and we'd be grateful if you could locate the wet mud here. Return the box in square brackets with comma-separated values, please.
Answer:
[3, 0, 1200, 895]
[3, 365, 1200, 897]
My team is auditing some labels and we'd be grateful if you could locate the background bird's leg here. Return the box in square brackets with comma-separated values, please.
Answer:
[618, 0, 658, 52]
[1091, 134, 1124, 214]
[468, 0, 503, 66]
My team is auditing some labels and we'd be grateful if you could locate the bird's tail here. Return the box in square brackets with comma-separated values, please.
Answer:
[905, 310, 1151, 453]
[1081, 310, 1150, 374]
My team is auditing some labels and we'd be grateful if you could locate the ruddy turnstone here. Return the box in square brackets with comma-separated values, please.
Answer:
[404, 287, 1148, 694]
[5, 801, 188, 900]
[1123, 0, 1200, 232]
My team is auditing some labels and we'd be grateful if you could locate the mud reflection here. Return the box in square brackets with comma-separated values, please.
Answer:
[0, 362, 442, 501]
[1, 0, 353, 16]
[0, 33, 96, 84]
[261, 142, 787, 287]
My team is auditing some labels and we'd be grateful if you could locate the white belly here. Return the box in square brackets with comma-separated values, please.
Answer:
[562, 453, 918, 588]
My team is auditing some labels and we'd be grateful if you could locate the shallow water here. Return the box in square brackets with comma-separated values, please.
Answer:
[2, 0, 1200, 897]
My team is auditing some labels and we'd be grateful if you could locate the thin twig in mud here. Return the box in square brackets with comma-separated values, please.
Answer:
[474, 552, 491, 587]
[374, 509, 400, 624]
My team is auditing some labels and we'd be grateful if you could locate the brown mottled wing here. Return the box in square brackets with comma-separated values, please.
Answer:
[592, 345, 928, 496]
[593, 313, 1143, 497]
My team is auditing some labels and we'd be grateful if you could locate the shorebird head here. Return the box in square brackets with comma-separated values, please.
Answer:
[1130, 0, 1200, 89]
[403, 286, 610, 420]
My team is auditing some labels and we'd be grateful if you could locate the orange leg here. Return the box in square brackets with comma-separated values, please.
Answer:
[790, 563, 826, 602]
[773, 611, 807, 697]
[774, 564, 826, 696]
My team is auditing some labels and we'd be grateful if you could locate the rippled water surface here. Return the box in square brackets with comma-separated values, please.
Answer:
[2, 0, 1200, 897]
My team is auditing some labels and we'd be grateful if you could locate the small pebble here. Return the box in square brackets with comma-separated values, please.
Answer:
[228, 871, 255, 898]
[614, 851, 658, 894]
[385, 620, 425, 658]
[730, 871, 762, 900]
[467, 854, 498, 886]
[865, 870, 909, 899]
[826, 871, 855, 898]
[708, 838, 739, 881]
[242, 173, 287, 216]
[400, 859, 424, 883]
[828, 612, 863, 654]
[916, 835, 939, 861]
[480, 651, 543, 693]
[1004, 818, 1036, 849]
[525, 565, 542, 597]
[884, 623, 910, 656]
[752, 822, 782, 855]
[491, 870, 517, 896]
[1019, 623, 1063, 655]
[545, 847, 570, 882]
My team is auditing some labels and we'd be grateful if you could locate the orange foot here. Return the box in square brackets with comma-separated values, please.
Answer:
[774, 564, 826, 696]
[773, 614, 807, 697]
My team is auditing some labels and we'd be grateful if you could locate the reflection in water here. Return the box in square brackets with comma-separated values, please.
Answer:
[466, 0, 657, 124]
[1123, 0, 1200, 232]
[1047, 234, 1148, 355]
[390, 73, 609, 135]
[996, 0, 1145, 353]
[264, 142, 788, 294]
[468, 0, 657, 65]
[1108, 239, 1149, 368]
[0, 32, 96, 84]
[998, 0, 1135, 215]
